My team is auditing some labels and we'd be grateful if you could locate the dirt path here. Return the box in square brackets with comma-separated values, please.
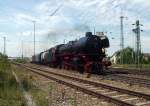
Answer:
[12, 71, 36, 106]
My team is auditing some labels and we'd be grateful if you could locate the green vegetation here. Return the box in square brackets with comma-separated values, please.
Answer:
[14, 66, 49, 106]
[0, 53, 11, 71]
[0, 53, 25, 106]
[14, 57, 29, 63]
[114, 47, 150, 64]
[111, 47, 150, 69]
[112, 64, 150, 69]
[30, 89, 48, 106]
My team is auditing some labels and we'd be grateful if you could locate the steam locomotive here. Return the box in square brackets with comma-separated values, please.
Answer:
[32, 32, 111, 74]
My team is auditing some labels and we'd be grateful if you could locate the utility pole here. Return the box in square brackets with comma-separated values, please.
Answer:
[63, 39, 66, 44]
[132, 20, 143, 68]
[120, 16, 124, 64]
[33, 21, 36, 56]
[20, 32, 23, 59]
[21, 40, 23, 59]
[3, 36, 6, 55]
[93, 27, 95, 35]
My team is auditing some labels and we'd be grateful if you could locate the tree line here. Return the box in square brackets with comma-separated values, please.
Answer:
[113, 47, 150, 64]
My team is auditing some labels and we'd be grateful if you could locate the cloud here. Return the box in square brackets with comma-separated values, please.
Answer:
[0, 32, 6, 35]
[21, 0, 150, 56]
[13, 13, 39, 26]
[1, 0, 150, 57]
[34, 0, 63, 15]
[0, 19, 7, 24]
[35, 1, 51, 13]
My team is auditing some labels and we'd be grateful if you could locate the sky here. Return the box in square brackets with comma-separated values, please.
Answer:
[0, 0, 150, 57]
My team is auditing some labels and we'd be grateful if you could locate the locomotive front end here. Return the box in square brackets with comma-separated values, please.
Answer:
[83, 32, 110, 74]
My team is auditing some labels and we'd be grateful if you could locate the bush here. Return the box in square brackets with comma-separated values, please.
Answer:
[0, 53, 25, 106]
[22, 77, 33, 91]
[0, 53, 11, 71]
[14, 58, 29, 63]
[115, 47, 150, 64]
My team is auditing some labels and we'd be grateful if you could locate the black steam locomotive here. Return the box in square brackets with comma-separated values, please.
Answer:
[32, 32, 110, 74]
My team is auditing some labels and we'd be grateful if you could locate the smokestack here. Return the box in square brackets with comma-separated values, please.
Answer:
[86, 32, 92, 37]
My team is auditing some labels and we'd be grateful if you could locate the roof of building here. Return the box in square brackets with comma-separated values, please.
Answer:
[143, 53, 150, 57]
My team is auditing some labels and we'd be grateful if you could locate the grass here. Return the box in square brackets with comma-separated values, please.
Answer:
[112, 64, 150, 69]
[13, 65, 49, 106]
[14, 66, 75, 106]
[0, 54, 25, 106]
[30, 89, 49, 106]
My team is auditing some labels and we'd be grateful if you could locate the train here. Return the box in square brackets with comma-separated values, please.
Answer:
[32, 32, 111, 74]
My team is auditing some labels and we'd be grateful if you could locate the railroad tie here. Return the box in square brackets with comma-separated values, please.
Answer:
[135, 101, 150, 106]
[95, 89, 106, 92]
[91, 97, 98, 100]
[88, 87, 98, 90]
[102, 91, 117, 95]
[83, 85, 102, 91]
[83, 84, 91, 86]
[122, 97, 138, 101]
[75, 91, 81, 95]
[111, 94, 127, 98]
[83, 85, 96, 89]
[83, 94, 88, 97]
[84, 85, 94, 87]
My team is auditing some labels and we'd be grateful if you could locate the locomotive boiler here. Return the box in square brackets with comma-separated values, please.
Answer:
[59, 32, 109, 54]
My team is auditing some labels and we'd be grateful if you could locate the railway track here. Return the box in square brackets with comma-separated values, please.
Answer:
[36, 64, 150, 88]
[110, 68, 150, 77]
[105, 74, 150, 87]
[16, 63, 150, 106]
[105, 68, 150, 87]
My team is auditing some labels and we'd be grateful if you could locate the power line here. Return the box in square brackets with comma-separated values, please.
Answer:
[49, 4, 62, 16]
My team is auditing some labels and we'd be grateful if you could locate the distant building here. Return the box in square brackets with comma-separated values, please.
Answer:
[110, 52, 150, 64]
[110, 52, 118, 64]
[143, 53, 150, 61]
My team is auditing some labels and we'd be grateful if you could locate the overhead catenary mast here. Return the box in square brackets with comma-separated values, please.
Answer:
[3, 36, 6, 55]
[93, 26, 96, 35]
[21, 40, 24, 59]
[119, 2, 128, 64]
[32, 21, 36, 57]
[132, 20, 143, 68]
[120, 16, 124, 64]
